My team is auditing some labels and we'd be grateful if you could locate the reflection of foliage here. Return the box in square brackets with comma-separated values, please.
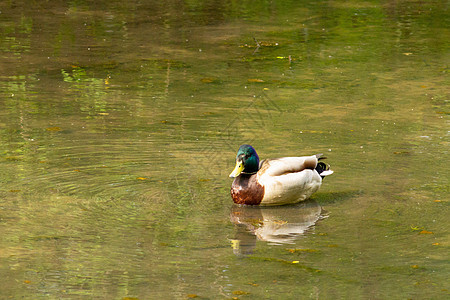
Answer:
[61, 66, 108, 115]
[3, 75, 32, 94]
[61, 66, 104, 86]
[0, 15, 33, 55]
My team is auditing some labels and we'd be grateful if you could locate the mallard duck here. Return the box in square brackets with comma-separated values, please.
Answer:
[229, 145, 333, 206]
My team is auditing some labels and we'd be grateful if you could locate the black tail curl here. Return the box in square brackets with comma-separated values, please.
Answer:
[315, 156, 332, 179]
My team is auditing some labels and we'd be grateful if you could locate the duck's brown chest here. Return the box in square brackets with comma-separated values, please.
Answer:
[230, 175, 265, 205]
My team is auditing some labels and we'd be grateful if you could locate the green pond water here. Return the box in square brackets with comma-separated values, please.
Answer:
[0, 0, 448, 299]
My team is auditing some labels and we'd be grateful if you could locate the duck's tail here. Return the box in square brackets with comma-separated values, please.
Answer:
[315, 154, 333, 179]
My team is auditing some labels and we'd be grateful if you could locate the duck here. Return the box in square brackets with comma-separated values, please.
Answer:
[229, 144, 333, 206]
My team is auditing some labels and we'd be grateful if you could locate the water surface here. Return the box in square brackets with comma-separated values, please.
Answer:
[0, 0, 448, 299]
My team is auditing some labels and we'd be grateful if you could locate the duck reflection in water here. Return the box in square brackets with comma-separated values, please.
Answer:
[229, 199, 326, 256]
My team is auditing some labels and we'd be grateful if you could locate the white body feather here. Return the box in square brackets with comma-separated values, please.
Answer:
[257, 156, 323, 206]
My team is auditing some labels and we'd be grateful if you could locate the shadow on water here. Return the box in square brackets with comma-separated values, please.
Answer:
[313, 189, 363, 204]
[229, 199, 326, 256]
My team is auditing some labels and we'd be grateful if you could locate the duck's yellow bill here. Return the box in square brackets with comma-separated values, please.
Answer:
[229, 160, 244, 178]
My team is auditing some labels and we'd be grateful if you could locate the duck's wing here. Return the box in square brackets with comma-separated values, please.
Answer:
[258, 156, 318, 177]
[258, 169, 322, 206]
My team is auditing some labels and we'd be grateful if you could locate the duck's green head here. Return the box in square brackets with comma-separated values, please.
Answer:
[229, 144, 260, 178]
